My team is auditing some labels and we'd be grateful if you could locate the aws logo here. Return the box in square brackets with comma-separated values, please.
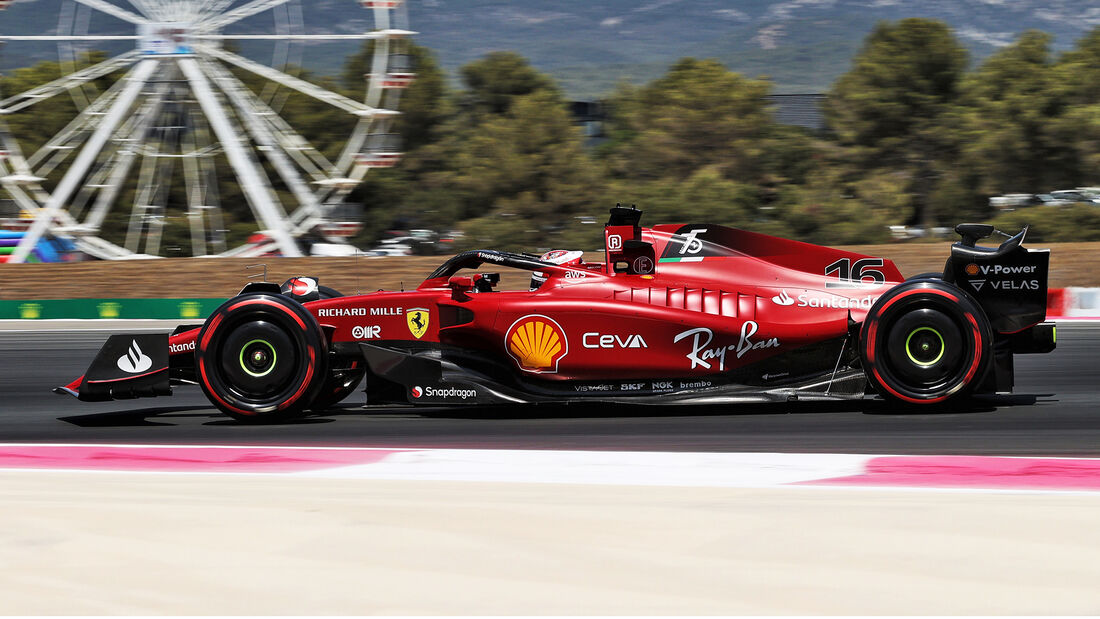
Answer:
[505, 314, 568, 374]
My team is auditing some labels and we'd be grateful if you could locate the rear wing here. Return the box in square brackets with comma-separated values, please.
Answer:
[943, 225, 1048, 333]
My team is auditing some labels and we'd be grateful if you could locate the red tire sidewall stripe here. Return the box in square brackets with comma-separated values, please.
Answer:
[200, 313, 223, 352]
[198, 357, 255, 416]
[199, 297, 316, 416]
[279, 347, 316, 410]
[878, 287, 958, 315]
[865, 320, 878, 364]
[871, 367, 949, 404]
[866, 286, 984, 404]
[962, 313, 983, 384]
[227, 298, 306, 330]
[199, 311, 255, 415]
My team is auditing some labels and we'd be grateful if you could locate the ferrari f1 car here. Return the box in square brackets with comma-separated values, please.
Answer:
[58, 206, 1056, 422]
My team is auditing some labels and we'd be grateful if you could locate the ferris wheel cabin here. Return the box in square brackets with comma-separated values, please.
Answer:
[377, 54, 416, 89]
[354, 133, 404, 169]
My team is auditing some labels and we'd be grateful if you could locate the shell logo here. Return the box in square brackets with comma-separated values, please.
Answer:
[505, 314, 568, 373]
[965, 263, 980, 276]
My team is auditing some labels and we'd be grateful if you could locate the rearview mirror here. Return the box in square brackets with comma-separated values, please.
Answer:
[447, 275, 474, 291]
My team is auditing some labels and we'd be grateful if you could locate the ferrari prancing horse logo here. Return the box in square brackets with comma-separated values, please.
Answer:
[407, 308, 429, 339]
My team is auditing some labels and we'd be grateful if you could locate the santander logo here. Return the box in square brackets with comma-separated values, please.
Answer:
[116, 340, 153, 374]
[771, 290, 794, 306]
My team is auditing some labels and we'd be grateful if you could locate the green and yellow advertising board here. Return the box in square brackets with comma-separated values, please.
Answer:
[0, 299, 224, 320]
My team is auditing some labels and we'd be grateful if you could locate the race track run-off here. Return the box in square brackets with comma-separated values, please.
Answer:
[4, 444, 1100, 493]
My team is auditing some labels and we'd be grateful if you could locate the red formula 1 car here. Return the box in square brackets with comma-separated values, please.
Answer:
[58, 206, 1056, 422]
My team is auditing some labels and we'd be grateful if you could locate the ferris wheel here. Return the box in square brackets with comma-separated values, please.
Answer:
[0, 0, 415, 262]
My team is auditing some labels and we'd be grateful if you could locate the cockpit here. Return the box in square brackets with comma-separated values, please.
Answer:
[416, 205, 657, 295]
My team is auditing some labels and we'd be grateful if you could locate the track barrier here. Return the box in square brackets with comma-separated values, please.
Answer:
[0, 298, 222, 320]
[1048, 288, 1100, 318]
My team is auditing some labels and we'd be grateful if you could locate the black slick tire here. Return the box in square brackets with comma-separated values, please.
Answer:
[860, 280, 992, 405]
[196, 293, 328, 422]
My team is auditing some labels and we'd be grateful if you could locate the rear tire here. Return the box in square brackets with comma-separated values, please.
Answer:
[906, 272, 942, 281]
[196, 293, 328, 422]
[860, 280, 991, 405]
[318, 285, 343, 300]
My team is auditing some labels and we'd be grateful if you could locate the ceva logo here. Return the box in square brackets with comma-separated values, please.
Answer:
[771, 290, 795, 306]
[117, 340, 153, 374]
[506, 314, 568, 374]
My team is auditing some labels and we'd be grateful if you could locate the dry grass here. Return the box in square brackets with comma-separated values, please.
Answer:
[1, 241, 1096, 300]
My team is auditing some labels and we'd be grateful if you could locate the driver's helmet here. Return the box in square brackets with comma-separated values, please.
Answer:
[530, 249, 585, 291]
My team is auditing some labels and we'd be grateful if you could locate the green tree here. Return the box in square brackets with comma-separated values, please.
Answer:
[602, 58, 776, 182]
[295, 43, 452, 247]
[825, 18, 969, 225]
[955, 30, 1072, 196]
[341, 42, 451, 151]
[459, 51, 559, 115]
[373, 51, 604, 250]
[826, 19, 967, 163]
[991, 204, 1100, 242]
[1, 52, 116, 161]
[608, 169, 757, 226]
[451, 88, 604, 250]
[347, 51, 568, 247]
[1048, 27, 1100, 186]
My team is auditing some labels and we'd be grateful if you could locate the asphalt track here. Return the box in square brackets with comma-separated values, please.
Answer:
[1, 323, 1097, 455]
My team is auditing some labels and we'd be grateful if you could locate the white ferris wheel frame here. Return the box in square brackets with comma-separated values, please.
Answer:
[0, 0, 415, 262]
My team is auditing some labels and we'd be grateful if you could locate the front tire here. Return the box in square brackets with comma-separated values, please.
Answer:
[196, 293, 328, 422]
[860, 280, 991, 405]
